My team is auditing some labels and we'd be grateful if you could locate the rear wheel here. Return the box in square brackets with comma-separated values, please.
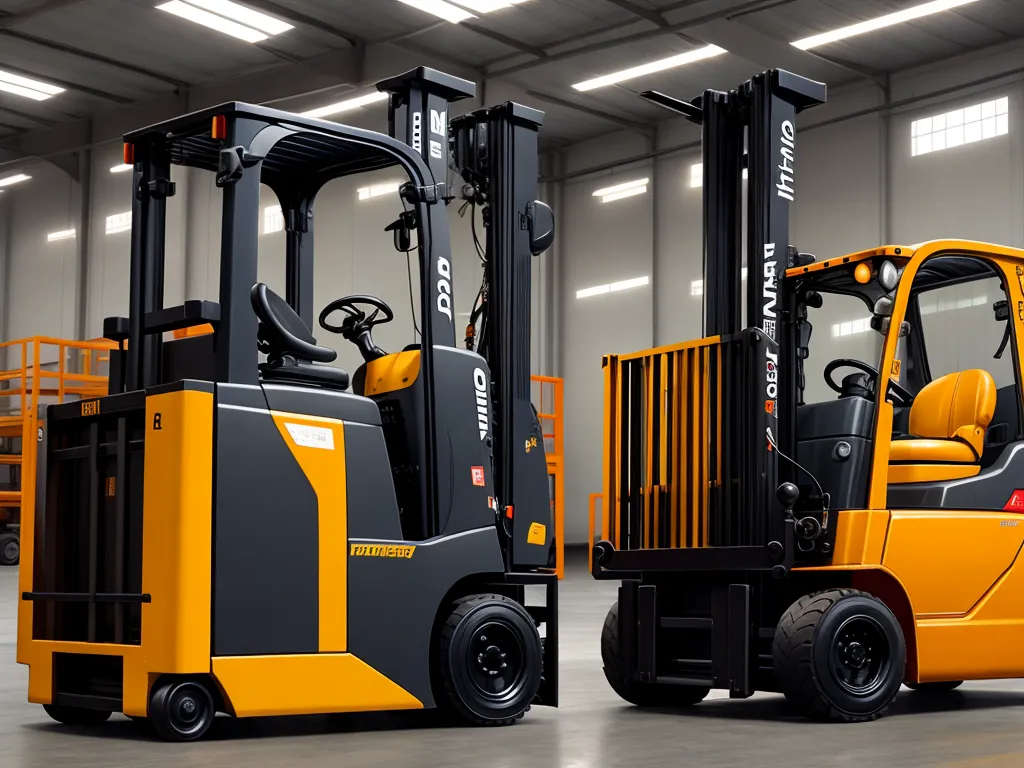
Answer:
[437, 594, 542, 726]
[905, 680, 963, 692]
[149, 679, 216, 742]
[43, 704, 111, 726]
[601, 602, 710, 708]
[773, 589, 905, 722]
[0, 532, 19, 566]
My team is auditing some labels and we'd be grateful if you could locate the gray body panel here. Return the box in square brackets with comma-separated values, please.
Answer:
[346, 423, 405, 540]
[346, 526, 506, 707]
[213, 383, 320, 656]
[887, 440, 1024, 509]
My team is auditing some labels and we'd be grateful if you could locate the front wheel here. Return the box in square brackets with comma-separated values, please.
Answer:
[773, 589, 905, 722]
[437, 594, 543, 726]
[149, 679, 216, 742]
[601, 602, 710, 707]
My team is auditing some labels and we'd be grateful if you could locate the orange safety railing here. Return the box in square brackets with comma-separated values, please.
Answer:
[0, 337, 115, 519]
[531, 375, 564, 579]
[588, 492, 605, 573]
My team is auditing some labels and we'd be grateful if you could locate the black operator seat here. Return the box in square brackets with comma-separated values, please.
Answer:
[250, 283, 350, 390]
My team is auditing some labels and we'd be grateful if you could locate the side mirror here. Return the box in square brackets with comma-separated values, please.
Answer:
[878, 260, 899, 292]
[527, 201, 555, 255]
[385, 211, 416, 253]
[873, 296, 893, 317]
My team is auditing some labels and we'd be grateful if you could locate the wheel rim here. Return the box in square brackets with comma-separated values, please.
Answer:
[168, 685, 210, 737]
[830, 615, 891, 697]
[468, 619, 528, 705]
[3, 540, 17, 562]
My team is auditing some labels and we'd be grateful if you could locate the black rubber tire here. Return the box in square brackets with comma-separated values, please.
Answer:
[773, 589, 905, 722]
[437, 594, 543, 726]
[905, 680, 963, 692]
[601, 602, 710, 708]
[0, 532, 19, 566]
[149, 679, 216, 742]
[43, 704, 111, 726]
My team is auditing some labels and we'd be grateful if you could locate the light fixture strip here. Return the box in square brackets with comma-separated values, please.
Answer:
[577, 275, 650, 300]
[0, 173, 32, 188]
[396, 0, 475, 23]
[157, 0, 269, 42]
[300, 91, 389, 119]
[47, 229, 77, 242]
[792, 0, 983, 50]
[0, 69, 64, 101]
[592, 178, 649, 198]
[110, 164, 134, 173]
[573, 45, 726, 92]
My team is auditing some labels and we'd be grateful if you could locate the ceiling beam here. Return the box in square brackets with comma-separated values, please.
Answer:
[603, 0, 669, 28]
[525, 89, 654, 136]
[0, 105, 57, 127]
[0, 0, 89, 29]
[686, 17, 864, 84]
[462, 22, 548, 58]
[236, 0, 364, 46]
[0, 30, 189, 88]
[487, 0, 795, 78]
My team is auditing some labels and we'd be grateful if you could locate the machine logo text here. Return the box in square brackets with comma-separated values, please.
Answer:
[777, 120, 796, 202]
[350, 544, 416, 558]
[437, 255, 453, 321]
[763, 244, 778, 417]
[474, 368, 490, 441]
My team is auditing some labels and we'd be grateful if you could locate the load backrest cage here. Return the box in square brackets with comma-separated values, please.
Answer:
[595, 70, 826, 575]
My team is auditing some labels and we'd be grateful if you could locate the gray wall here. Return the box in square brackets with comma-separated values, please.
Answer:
[557, 41, 1024, 543]
[2, 39, 1024, 544]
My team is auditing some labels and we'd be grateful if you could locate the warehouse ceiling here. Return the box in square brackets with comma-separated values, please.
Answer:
[1, 0, 1024, 165]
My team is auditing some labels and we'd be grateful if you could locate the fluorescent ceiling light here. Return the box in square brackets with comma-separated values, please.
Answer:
[452, 0, 528, 12]
[47, 229, 76, 242]
[106, 211, 132, 235]
[156, 0, 292, 43]
[183, 0, 292, 34]
[792, 0, 982, 50]
[577, 275, 649, 299]
[593, 178, 649, 198]
[110, 163, 133, 173]
[358, 182, 402, 201]
[397, 0, 474, 23]
[600, 186, 647, 203]
[691, 268, 747, 297]
[300, 91, 389, 119]
[0, 173, 31, 188]
[573, 45, 726, 92]
[0, 69, 64, 101]
[593, 178, 649, 203]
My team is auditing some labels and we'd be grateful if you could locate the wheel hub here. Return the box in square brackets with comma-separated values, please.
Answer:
[468, 620, 528, 702]
[476, 642, 508, 676]
[830, 615, 890, 697]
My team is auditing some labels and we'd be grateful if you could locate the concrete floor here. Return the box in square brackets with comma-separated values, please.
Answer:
[3, 559, 1024, 767]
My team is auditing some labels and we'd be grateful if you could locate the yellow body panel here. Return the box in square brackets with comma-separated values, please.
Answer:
[363, 350, 420, 395]
[212, 654, 423, 717]
[20, 389, 214, 716]
[887, 463, 980, 484]
[271, 412, 348, 653]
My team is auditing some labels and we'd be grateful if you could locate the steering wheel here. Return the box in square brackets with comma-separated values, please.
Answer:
[824, 358, 914, 407]
[319, 295, 394, 362]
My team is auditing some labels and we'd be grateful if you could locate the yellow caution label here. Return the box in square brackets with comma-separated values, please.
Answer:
[527, 522, 547, 546]
[350, 544, 416, 559]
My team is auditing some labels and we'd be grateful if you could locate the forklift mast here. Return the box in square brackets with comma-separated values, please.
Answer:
[649, 71, 825, 539]
[450, 103, 556, 567]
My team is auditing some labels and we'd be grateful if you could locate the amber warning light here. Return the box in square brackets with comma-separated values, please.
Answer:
[212, 115, 227, 140]
[123, 143, 134, 166]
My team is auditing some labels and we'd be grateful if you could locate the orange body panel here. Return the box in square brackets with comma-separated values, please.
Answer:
[883, 512, 1024, 617]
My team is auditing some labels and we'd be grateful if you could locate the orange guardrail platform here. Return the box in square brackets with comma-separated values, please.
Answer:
[0, 337, 115, 564]
[531, 375, 564, 579]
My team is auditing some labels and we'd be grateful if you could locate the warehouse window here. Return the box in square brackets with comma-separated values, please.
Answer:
[911, 97, 1009, 156]
[263, 204, 284, 234]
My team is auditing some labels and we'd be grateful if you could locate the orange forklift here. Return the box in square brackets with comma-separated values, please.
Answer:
[595, 68, 1024, 721]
